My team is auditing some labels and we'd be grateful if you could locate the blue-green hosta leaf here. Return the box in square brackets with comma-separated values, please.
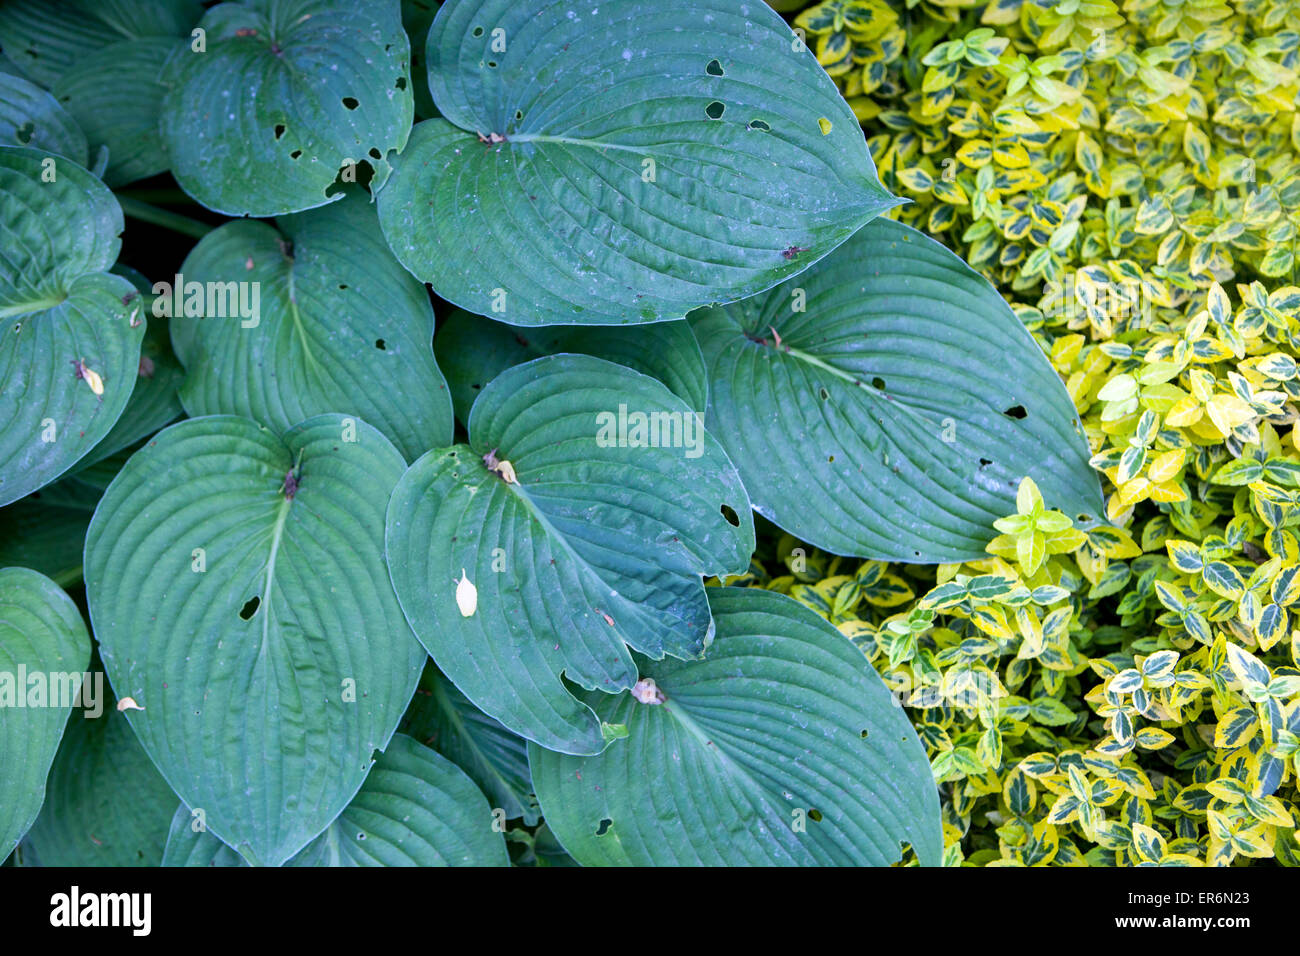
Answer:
[19, 704, 178, 866]
[386, 354, 755, 755]
[169, 190, 451, 461]
[52, 38, 181, 187]
[0, 50, 28, 81]
[376, 0, 895, 326]
[400, 664, 539, 824]
[508, 821, 578, 867]
[0, 490, 93, 589]
[0, 567, 93, 857]
[0, 427, 112, 590]
[159, 0, 414, 216]
[0, 71, 87, 161]
[0, 0, 202, 88]
[402, 0, 442, 120]
[163, 734, 509, 866]
[0, 147, 144, 507]
[83, 414, 426, 867]
[52, 447, 132, 499]
[690, 218, 1103, 561]
[531, 586, 942, 865]
[436, 308, 707, 426]
[161, 805, 245, 866]
[75, 306, 185, 473]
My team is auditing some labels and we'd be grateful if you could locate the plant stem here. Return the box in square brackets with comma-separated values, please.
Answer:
[114, 188, 198, 204]
[117, 197, 215, 240]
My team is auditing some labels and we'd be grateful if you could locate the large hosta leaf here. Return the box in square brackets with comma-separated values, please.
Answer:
[386, 354, 754, 755]
[691, 218, 1103, 562]
[159, 0, 414, 216]
[163, 734, 509, 866]
[0, 489, 93, 589]
[19, 703, 178, 866]
[0, 147, 143, 507]
[376, 0, 895, 326]
[0, 567, 93, 857]
[52, 38, 182, 187]
[0, 0, 202, 88]
[400, 663, 539, 824]
[83, 414, 426, 866]
[531, 586, 941, 866]
[435, 309, 707, 426]
[169, 190, 452, 461]
[0, 71, 87, 161]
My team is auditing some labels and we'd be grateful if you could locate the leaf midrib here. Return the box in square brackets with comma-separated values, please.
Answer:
[504, 472, 670, 652]
[659, 697, 809, 863]
[283, 258, 321, 377]
[258, 493, 292, 663]
[508, 133, 654, 155]
[0, 294, 67, 320]
[772, 341, 946, 437]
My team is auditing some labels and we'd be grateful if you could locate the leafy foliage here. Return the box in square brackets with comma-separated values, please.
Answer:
[0, 148, 143, 508]
[692, 215, 1101, 561]
[377, 0, 898, 325]
[84, 414, 426, 866]
[532, 586, 942, 865]
[0, 567, 91, 858]
[159, 0, 413, 216]
[1, 0, 1156, 868]
[755, 0, 1300, 866]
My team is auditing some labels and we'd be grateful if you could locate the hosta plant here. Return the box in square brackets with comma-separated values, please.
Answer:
[0, 0, 1100, 867]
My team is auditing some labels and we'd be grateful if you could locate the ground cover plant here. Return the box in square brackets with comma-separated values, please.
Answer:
[753, 0, 1300, 866]
[0, 0, 1290, 870]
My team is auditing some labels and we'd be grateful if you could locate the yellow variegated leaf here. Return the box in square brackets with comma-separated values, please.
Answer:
[1215, 706, 1260, 749]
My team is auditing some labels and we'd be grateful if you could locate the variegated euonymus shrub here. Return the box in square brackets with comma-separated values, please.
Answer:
[0, 0, 1099, 867]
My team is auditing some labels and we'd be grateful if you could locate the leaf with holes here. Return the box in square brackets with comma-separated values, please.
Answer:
[435, 308, 707, 426]
[162, 734, 510, 866]
[83, 414, 426, 866]
[0, 71, 87, 161]
[530, 586, 942, 865]
[168, 189, 452, 461]
[690, 217, 1103, 562]
[0, 0, 202, 88]
[399, 664, 540, 825]
[158, 0, 414, 216]
[376, 0, 896, 326]
[19, 704, 178, 866]
[0, 147, 143, 508]
[0, 567, 93, 858]
[386, 354, 755, 755]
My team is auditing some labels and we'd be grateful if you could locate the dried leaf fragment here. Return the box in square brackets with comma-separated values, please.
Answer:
[70, 357, 103, 395]
[631, 678, 665, 705]
[483, 448, 518, 483]
[455, 568, 478, 617]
